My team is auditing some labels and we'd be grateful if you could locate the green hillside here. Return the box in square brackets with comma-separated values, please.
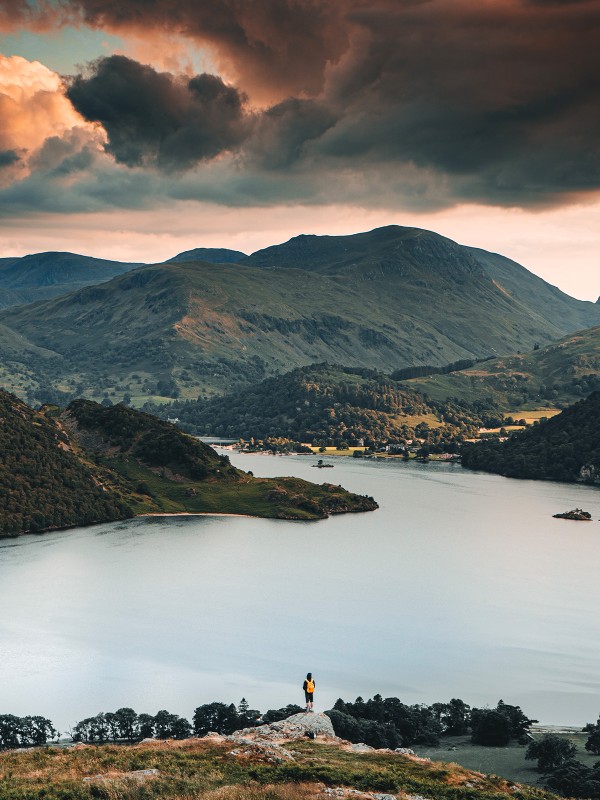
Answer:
[461, 392, 600, 482]
[1, 226, 599, 406]
[404, 326, 600, 409]
[0, 731, 563, 800]
[0, 392, 377, 536]
[150, 363, 503, 447]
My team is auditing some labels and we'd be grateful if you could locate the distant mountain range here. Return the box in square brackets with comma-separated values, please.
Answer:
[0, 252, 143, 308]
[0, 248, 247, 309]
[0, 225, 599, 406]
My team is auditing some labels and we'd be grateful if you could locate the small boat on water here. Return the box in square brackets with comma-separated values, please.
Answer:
[313, 459, 334, 468]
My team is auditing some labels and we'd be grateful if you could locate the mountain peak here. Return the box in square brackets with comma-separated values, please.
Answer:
[167, 247, 247, 264]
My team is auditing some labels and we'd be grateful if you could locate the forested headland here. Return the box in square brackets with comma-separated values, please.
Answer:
[461, 392, 600, 482]
[0, 391, 377, 537]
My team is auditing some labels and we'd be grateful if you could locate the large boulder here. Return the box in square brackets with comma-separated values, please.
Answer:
[234, 712, 336, 743]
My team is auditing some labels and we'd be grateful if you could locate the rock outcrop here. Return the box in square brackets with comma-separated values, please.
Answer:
[236, 712, 336, 741]
[553, 508, 592, 520]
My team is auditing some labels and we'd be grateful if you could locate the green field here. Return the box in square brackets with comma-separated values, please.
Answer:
[416, 731, 597, 786]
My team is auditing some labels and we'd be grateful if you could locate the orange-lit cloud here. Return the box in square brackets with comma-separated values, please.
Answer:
[0, 54, 103, 185]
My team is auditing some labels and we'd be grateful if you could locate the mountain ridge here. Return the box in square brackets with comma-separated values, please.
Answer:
[1, 225, 599, 405]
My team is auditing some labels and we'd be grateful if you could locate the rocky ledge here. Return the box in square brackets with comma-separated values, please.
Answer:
[204, 712, 421, 766]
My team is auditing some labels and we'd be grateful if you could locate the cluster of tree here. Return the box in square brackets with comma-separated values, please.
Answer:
[143, 364, 503, 450]
[461, 392, 600, 482]
[390, 356, 494, 382]
[524, 721, 600, 798]
[0, 715, 57, 750]
[71, 708, 192, 743]
[0, 391, 131, 537]
[70, 700, 302, 744]
[325, 696, 534, 748]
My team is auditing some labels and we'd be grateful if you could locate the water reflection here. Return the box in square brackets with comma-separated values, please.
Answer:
[1, 453, 600, 730]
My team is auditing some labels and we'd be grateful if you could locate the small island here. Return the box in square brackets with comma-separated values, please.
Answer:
[552, 508, 592, 521]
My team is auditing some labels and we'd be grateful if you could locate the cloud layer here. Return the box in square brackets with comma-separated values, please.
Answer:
[1, 0, 600, 213]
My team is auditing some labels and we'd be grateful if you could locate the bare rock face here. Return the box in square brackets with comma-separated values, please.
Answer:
[233, 712, 336, 743]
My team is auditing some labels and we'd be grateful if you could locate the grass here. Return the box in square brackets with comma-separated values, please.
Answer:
[415, 732, 598, 786]
[505, 409, 561, 424]
[0, 737, 563, 800]
[104, 458, 376, 520]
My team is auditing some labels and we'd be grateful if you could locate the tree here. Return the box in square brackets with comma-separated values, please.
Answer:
[153, 710, 192, 740]
[193, 702, 239, 736]
[236, 698, 261, 728]
[262, 705, 303, 724]
[470, 709, 512, 746]
[137, 713, 155, 739]
[526, 734, 578, 772]
[546, 759, 600, 798]
[585, 719, 600, 755]
[115, 707, 139, 742]
[431, 699, 470, 736]
[495, 699, 536, 739]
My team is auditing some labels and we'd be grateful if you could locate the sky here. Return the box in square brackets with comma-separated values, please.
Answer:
[0, 0, 599, 299]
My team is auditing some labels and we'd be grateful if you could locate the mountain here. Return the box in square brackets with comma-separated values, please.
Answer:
[167, 247, 247, 264]
[245, 225, 600, 332]
[461, 391, 600, 483]
[1, 225, 600, 406]
[0, 391, 377, 536]
[402, 326, 600, 409]
[0, 251, 143, 309]
[149, 363, 504, 446]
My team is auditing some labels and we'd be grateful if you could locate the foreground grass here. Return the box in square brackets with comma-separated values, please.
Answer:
[0, 738, 562, 800]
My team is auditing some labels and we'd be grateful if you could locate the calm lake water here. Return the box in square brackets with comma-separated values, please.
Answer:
[1, 452, 600, 731]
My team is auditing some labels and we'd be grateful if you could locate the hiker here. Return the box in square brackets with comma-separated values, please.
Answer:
[303, 672, 315, 712]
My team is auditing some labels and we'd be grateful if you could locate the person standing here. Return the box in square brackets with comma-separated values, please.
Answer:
[303, 672, 315, 712]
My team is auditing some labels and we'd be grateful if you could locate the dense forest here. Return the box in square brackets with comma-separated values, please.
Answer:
[461, 392, 600, 482]
[145, 364, 503, 448]
[0, 391, 131, 536]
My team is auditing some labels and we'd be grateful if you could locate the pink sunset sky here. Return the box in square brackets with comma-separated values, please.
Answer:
[0, 0, 599, 299]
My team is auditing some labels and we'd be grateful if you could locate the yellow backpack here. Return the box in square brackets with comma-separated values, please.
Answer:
[306, 679, 315, 693]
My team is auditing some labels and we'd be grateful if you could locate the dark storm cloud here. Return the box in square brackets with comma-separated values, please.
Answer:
[0, 149, 21, 168]
[66, 55, 250, 169]
[3, 0, 600, 208]
[0, 0, 349, 98]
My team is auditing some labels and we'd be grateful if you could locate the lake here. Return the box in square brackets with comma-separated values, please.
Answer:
[1, 451, 600, 732]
